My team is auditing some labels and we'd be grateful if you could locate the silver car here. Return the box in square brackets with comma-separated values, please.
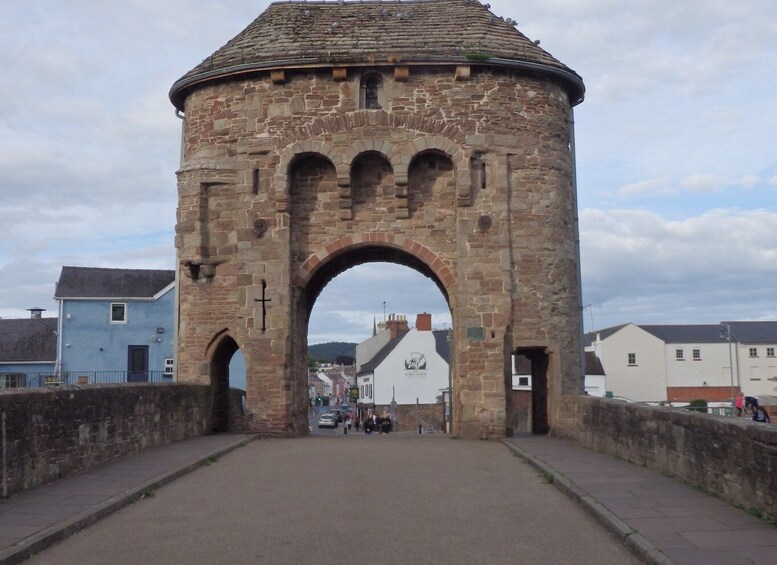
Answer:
[318, 413, 337, 428]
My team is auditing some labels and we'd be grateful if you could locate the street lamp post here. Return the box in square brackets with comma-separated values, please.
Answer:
[720, 322, 736, 409]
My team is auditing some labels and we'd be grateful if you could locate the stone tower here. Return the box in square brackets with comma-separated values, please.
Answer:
[169, 0, 585, 438]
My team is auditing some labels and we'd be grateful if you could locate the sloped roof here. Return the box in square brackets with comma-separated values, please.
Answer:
[433, 330, 451, 363]
[723, 321, 777, 344]
[586, 322, 777, 346]
[170, 0, 584, 110]
[356, 330, 408, 375]
[640, 325, 725, 344]
[55, 267, 175, 299]
[583, 324, 628, 346]
[0, 318, 57, 363]
[357, 328, 451, 375]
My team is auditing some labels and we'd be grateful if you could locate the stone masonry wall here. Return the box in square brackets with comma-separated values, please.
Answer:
[0, 384, 213, 497]
[554, 395, 777, 521]
[176, 64, 580, 439]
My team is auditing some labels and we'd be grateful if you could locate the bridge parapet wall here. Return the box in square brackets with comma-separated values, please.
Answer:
[0, 384, 225, 497]
[555, 396, 777, 522]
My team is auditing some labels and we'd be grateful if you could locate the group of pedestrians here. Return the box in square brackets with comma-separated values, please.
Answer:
[735, 392, 771, 423]
[362, 410, 393, 434]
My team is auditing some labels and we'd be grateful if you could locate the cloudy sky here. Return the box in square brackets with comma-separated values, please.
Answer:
[1, 1, 775, 344]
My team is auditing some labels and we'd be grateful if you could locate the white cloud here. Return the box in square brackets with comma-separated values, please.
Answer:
[680, 174, 728, 192]
[581, 208, 777, 329]
[1, 0, 775, 342]
[617, 178, 673, 198]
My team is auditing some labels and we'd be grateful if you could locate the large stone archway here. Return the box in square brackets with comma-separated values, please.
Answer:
[170, 1, 585, 439]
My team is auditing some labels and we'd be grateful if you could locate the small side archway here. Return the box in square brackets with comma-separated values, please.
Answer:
[205, 330, 240, 433]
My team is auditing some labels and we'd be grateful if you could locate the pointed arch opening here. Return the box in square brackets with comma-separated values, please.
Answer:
[206, 332, 243, 433]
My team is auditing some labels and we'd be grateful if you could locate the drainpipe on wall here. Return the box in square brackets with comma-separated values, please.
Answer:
[173, 109, 185, 381]
[2, 411, 7, 498]
[569, 107, 586, 393]
[55, 299, 63, 376]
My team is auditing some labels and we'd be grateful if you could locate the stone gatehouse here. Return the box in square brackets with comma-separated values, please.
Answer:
[169, 0, 585, 439]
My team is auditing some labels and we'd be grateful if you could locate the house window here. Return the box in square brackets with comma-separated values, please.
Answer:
[110, 303, 127, 323]
[767, 347, 775, 357]
[163, 358, 174, 377]
[627, 353, 636, 366]
[693, 348, 701, 360]
[749, 348, 758, 358]
[360, 72, 383, 109]
[675, 349, 684, 361]
[0, 373, 25, 388]
[518, 376, 529, 387]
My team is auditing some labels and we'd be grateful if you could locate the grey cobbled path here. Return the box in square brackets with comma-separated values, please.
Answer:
[29, 435, 640, 565]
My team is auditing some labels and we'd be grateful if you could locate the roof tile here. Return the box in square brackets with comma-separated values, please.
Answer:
[171, 0, 583, 108]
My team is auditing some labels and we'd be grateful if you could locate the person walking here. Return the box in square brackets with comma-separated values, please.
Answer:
[753, 405, 771, 423]
[735, 392, 745, 417]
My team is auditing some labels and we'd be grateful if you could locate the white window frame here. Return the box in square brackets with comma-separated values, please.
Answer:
[627, 353, 636, 366]
[110, 302, 127, 323]
[692, 348, 701, 361]
[767, 347, 775, 357]
[749, 347, 758, 358]
[675, 349, 684, 361]
[163, 358, 174, 377]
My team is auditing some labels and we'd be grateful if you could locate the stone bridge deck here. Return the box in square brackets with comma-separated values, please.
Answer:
[1, 433, 775, 564]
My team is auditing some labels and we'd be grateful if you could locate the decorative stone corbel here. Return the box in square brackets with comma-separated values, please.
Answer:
[183, 259, 225, 280]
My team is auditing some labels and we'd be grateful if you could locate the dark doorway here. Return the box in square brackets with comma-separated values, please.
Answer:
[514, 347, 549, 435]
[210, 335, 239, 433]
[127, 345, 149, 382]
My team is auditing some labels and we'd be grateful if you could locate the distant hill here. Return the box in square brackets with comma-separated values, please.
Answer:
[308, 341, 356, 363]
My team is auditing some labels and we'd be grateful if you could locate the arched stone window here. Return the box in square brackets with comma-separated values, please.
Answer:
[360, 72, 383, 110]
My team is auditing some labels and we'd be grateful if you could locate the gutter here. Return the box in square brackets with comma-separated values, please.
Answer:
[169, 56, 585, 110]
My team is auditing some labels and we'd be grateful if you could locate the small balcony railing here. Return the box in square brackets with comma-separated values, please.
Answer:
[0, 371, 173, 389]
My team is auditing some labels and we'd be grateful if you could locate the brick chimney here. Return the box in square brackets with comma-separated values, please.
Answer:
[385, 314, 409, 339]
[415, 312, 432, 331]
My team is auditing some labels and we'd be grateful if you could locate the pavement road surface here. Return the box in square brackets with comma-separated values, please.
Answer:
[29, 435, 642, 565]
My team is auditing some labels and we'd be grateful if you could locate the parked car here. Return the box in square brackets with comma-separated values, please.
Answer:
[318, 413, 337, 428]
[329, 408, 344, 422]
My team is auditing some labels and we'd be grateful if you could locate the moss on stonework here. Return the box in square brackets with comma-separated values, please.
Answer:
[463, 52, 492, 62]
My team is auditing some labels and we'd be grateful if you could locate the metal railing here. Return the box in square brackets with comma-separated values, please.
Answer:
[0, 371, 173, 389]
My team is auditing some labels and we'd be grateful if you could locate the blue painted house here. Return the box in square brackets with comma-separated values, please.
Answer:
[0, 310, 57, 387]
[54, 267, 176, 382]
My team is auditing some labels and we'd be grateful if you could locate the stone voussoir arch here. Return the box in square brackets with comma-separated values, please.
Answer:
[293, 234, 456, 293]
[273, 142, 343, 210]
[204, 327, 241, 362]
[342, 138, 398, 174]
[276, 114, 472, 203]
[286, 110, 467, 146]
[393, 135, 467, 190]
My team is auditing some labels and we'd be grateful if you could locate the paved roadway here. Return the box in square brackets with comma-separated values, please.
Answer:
[29, 435, 640, 565]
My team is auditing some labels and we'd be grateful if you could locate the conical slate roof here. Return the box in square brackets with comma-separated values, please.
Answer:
[170, 0, 584, 110]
